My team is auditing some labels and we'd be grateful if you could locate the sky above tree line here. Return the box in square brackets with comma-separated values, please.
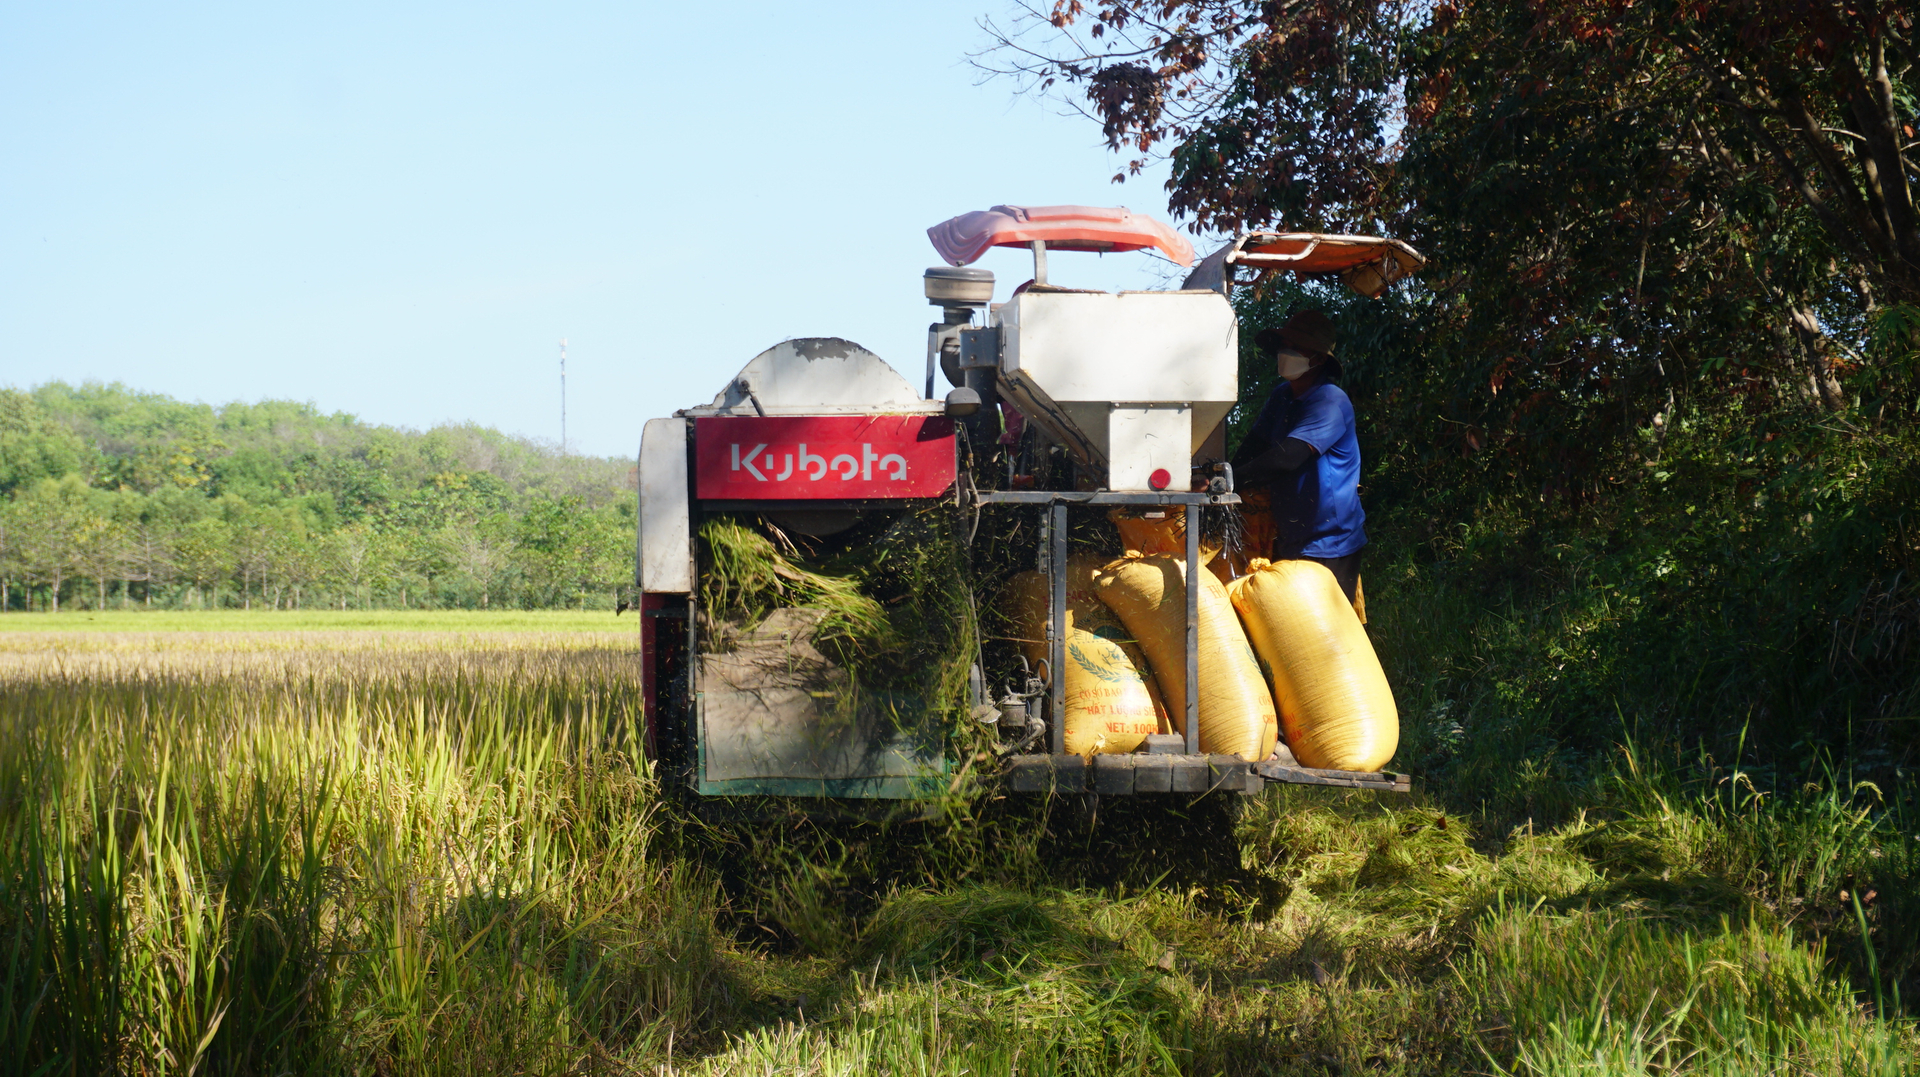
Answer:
[0, 1, 1179, 459]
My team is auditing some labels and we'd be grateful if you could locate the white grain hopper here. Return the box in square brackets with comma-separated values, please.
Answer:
[925, 205, 1237, 491]
[994, 287, 1238, 490]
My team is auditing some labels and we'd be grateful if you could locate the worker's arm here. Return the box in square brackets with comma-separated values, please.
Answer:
[1230, 392, 1288, 469]
[1233, 436, 1318, 483]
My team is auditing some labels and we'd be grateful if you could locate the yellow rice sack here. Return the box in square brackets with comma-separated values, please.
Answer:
[1228, 558, 1397, 772]
[1041, 553, 1171, 730]
[1003, 558, 1166, 755]
[1094, 553, 1277, 761]
[1111, 505, 1253, 595]
[1108, 508, 1221, 562]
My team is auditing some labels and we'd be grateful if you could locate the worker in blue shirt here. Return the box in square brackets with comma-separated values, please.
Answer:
[1230, 310, 1367, 602]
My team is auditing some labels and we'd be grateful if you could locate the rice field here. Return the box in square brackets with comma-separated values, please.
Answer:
[0, 616, 1912, 1074]
[0, 609, 632, 634]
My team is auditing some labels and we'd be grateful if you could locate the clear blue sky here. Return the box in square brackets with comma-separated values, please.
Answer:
[0, 2, 1195, 458]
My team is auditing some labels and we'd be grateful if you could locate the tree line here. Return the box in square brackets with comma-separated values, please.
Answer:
[0, 383, 634, 612]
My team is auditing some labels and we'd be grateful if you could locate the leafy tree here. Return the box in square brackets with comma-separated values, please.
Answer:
[173, 517, 235, 609]
[122, 518, 173, 607]
[981, 0, 1416, 229]
[319, 523, 389, 609]
[112, 429, 223, 493]
[253, 506, 313, 608]
[11, 476, 96, 611]
[511, 497, 630, 608]
[989, 0, 1915, 398]
[72, 503, 132, 610]
[513, 497, 590, 607]
[0, 498, 19, 611]
[0, 390, 93, 495]
[219, 498, 314, 610]
[208, 446, 291, 502]
[1395, 0, 1916, 452]
[438, 516, 513, 608]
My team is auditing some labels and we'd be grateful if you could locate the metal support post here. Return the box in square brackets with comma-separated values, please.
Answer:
[686, 589, 700, 786]
[1049, 502, 1069, 755]
[924, 327, 939, 400]
[1184, 501, 1201, 755]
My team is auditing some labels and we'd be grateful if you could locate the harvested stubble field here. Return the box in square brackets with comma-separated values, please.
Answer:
[0, 615, 1912, 1075]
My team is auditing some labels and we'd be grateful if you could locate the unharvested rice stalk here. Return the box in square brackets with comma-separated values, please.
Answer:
[0, 630, 735, 1074]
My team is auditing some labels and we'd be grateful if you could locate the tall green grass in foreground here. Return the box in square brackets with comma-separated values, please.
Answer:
[0, 633, 1912, 1074]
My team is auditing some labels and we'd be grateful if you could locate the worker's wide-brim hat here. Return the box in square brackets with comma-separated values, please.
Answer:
[1255, 311, 1337, 362]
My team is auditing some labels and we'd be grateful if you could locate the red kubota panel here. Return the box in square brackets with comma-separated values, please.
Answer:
[695, 416, 956, 500]
[927, 205, 1195, 267]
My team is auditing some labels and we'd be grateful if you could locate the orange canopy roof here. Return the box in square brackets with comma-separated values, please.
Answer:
[1233, 233, 1422, 275]
[927, 205, 1196, 267]
[1183, 232, 1425, 298]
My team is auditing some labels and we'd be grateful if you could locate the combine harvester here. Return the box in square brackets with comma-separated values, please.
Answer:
[636, 205, 1422, 806]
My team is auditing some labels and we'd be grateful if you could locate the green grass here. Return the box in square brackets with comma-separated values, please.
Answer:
[0, 633, 1912, 1075]
[0, 608, 636, 633]
[1467, 908, 1910, 1075]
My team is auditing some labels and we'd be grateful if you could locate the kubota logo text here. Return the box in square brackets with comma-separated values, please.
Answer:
[694, 416, 955, 500]
[728, 442, 909, 483]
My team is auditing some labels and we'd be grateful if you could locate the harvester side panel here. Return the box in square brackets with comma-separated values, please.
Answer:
[637, 417, 692, 594]
[693, 607, 946, 798]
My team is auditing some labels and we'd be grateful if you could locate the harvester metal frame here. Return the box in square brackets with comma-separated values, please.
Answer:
[970, 488, 1409, 798]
